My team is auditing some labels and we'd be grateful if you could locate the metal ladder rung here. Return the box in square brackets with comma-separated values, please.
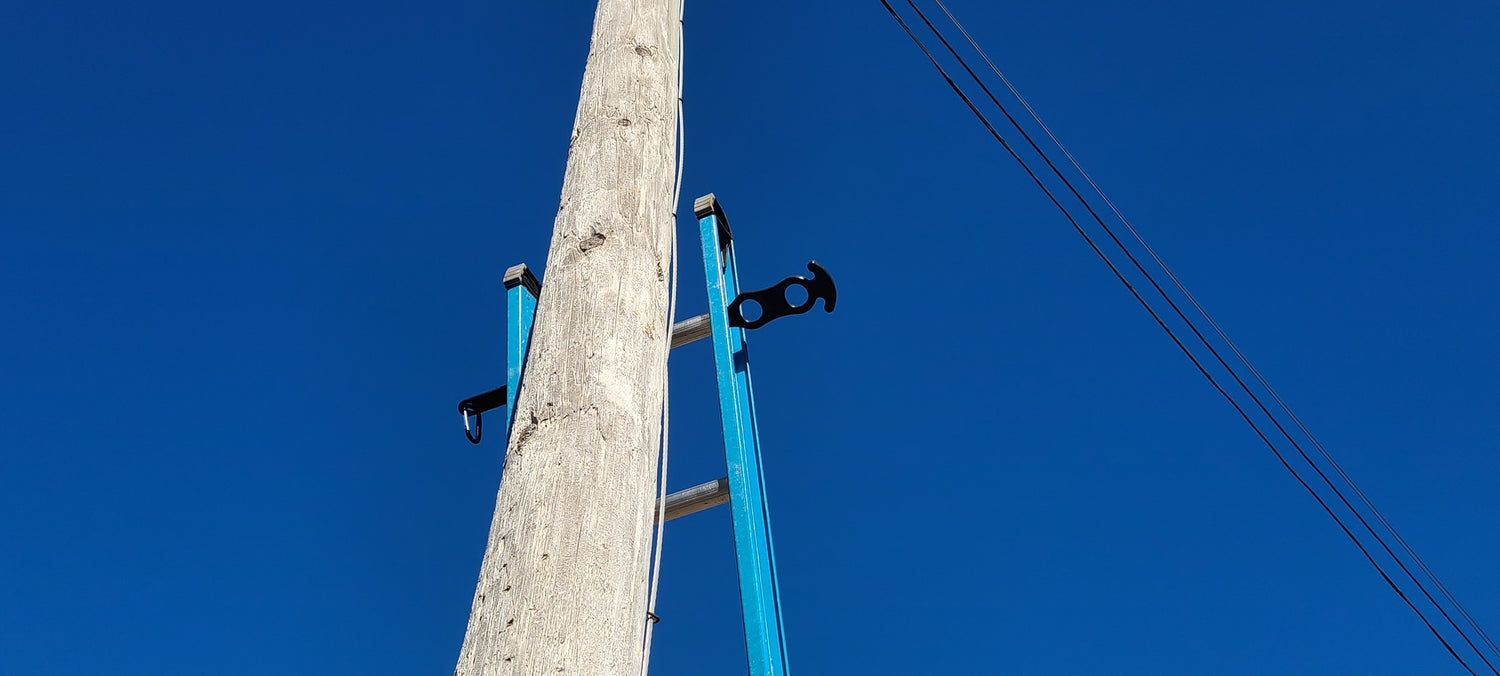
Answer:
[657, 477, 730, 524]
[670, 313, 712, 349]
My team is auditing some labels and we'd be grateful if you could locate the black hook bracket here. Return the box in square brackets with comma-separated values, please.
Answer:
[728, 261, 837, 330]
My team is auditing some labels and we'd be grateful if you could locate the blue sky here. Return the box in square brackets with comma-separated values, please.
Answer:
[3, 1, 1498, 674]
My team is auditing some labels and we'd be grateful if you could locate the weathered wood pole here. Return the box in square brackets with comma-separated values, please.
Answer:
[455, 0, 681, 674]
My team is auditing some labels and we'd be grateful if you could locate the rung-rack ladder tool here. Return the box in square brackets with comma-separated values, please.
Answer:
[456, 194, 835, 676]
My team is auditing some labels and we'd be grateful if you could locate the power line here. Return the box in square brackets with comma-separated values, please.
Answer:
[878, 1, 1495, 672]
[898, 1, 1499, 672]
[929, 0, 1500, 664]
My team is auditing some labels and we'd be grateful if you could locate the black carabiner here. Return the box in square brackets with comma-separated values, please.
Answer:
[458, 384, 508, 445]
[462, 406, 483, 444]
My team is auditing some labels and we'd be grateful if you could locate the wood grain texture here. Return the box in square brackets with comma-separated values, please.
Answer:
[455, 1, 680, 673]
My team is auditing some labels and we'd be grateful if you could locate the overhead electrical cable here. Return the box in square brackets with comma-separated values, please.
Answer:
[878, 1, 1496, 672]
[896, 1, 1500, 673]
[930, 0, 1500, 664]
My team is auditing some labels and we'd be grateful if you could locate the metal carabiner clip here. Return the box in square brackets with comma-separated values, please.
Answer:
[461, 406, 483, 445]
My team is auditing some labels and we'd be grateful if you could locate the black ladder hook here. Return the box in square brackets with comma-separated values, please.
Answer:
[728, 261, 837, 330]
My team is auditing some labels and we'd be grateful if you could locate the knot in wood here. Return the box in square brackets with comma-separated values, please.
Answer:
[578, 231, 607, 252]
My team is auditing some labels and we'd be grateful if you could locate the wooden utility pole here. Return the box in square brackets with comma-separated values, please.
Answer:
[455, 1, 681, 674]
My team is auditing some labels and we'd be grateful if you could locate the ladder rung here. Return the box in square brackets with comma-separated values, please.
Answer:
[657, 477, 730, 523]
[670, 314, 712, 349]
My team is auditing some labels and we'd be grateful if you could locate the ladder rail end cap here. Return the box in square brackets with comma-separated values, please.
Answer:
[503, 263, 542, 297]
[692, 193, 733, 241]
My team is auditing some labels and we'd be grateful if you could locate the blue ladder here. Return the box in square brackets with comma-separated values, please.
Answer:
[458, 193, 836, 676]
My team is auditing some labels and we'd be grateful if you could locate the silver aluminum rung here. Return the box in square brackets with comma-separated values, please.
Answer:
[657, 477, 730, 523]
[670, 314, 712, 349]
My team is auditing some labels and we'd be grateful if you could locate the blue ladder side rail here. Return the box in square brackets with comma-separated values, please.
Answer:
[697, 195, 791, 676]
[502, 264, 540, 442]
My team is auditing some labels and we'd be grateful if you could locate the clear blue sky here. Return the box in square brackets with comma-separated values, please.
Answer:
[3, 1, 1498, 674]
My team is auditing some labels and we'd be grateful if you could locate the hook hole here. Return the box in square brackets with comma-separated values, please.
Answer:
[784, 284, 809, 308]
[738, 299, 762, 323]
